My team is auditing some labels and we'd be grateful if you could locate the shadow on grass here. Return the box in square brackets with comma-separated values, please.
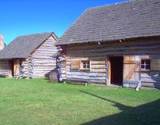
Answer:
[80, 90, 160, 125]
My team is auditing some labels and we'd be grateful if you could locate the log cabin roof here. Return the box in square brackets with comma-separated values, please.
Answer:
[57, 0, 160, 45]
[0, 32, 57, 59]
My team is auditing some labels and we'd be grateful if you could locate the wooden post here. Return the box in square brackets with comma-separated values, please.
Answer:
[105, 57, 111, 86]
[136, 59, 142, 91]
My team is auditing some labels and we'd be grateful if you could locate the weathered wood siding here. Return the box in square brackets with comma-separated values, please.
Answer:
[19, 36, 58, 78]
[140, 56, 160, 88]
[123, 56, 140, 87]
[0, 36, 58, 78]
[30, 36, 58, 78]
[151, 57, 160, 70]
[65, 37, 160, 57]
[64, 57, 107, 83]
[13, 59, 21, 77]
[60, 43, 110, 84]
[20, 58, 32, 78]
[60, 37, 160, 87]
[123, 55, 160, 88]
[0, 60, 12, 77]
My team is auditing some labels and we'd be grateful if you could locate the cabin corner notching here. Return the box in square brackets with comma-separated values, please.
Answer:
[58, 47, 160, 88]
[57, 37, 160, 88]
[0, 32, 59, 78]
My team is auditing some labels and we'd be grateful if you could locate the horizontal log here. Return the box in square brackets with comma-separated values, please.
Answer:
[67, 39, 160, 50]
[66, 78, 106, 83]
[66, 72, 106, 77]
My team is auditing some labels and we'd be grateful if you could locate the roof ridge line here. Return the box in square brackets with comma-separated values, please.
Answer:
[15, 32, 53, 38]
[87, 0, 146, 11]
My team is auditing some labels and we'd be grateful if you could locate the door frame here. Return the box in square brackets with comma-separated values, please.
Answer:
[108, 56, 124, 86]
[10, 59, 21, 77]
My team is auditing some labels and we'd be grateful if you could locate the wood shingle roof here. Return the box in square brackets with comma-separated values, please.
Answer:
[0, 32, 57, 59]
[58, 0, 160, 45]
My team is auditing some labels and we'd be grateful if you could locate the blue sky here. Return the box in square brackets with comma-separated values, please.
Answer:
[0, 0, 126, 44]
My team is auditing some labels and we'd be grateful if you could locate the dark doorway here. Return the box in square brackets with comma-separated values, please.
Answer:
[110, 56, 123, 85]
[10, 60, 14, 76]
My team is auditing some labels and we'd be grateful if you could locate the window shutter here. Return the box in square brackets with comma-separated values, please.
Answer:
[71, 60, 80, 70]
[151, 59, 160, 71]
[123, 56, 139, 81]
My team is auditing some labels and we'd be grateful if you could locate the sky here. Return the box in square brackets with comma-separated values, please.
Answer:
[0, 0, 126, 44]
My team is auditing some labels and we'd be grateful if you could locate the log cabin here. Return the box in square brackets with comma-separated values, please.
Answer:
[0, 35, 5, 50]
[0, 32, 58, 78]
[57, 0, 160, 88]
[0, 34, 6, 76]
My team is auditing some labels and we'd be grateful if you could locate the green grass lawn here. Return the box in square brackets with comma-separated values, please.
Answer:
[0, 78, 159, 125]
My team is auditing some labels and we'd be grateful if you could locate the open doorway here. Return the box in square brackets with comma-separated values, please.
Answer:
[10, 60, 14, 76]
[10, 59, 21, 77]
[109, 56, 123, 85]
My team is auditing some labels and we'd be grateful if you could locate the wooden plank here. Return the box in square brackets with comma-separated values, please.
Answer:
[0, 60, 12, 76]
[151, 59, 160, 71]
[59, 38, 160, 85]
[70, 59, 80, 70]
[19, 36, 58, 78]
[123, 56, 140, 82]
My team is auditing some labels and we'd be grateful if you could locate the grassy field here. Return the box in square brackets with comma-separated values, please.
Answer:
[0, 78, 159, 125]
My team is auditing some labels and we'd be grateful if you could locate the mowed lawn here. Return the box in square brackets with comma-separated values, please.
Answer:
[0, 79, 160, 125]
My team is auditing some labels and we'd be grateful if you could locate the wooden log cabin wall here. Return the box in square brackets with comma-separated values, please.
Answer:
[59, 37, 160, 88]
[0, 35, 10, 77]
[19, 36, 58, 78]
[0, 60, 12, 77]
[0, 32, 58, 78]
[27, 36, 58, 78]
